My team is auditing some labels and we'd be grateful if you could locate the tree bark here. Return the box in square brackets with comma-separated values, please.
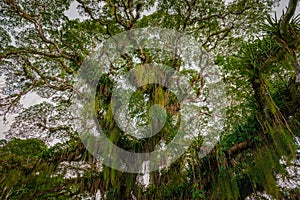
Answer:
[279, 0, 300, 82]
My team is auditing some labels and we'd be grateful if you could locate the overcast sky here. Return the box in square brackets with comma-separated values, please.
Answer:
[0, 1, 299, 139]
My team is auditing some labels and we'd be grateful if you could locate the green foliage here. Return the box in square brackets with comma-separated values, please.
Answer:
[1, 0, 300, 199]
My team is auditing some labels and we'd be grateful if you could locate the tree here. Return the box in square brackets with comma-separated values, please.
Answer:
[0, 0, 299, 199]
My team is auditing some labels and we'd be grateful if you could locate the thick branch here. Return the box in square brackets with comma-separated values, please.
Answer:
[226, 141, 251, 159]
[279, 0, 298, 39]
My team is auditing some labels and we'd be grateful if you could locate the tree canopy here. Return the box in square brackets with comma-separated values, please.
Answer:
[0, 0, 300, 199]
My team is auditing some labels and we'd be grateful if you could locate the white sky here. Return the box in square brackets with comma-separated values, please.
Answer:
[0, 0, 300, 139]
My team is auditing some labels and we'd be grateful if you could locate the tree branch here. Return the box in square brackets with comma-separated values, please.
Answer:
[279, 0, 298, 39]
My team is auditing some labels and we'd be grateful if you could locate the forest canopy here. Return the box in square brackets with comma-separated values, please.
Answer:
[0, 0, 300, 199]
